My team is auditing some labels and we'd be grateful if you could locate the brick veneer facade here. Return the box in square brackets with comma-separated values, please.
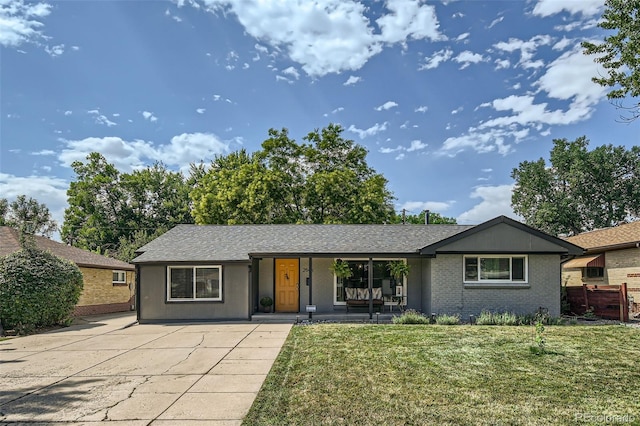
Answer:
[73, 267, 135, 316]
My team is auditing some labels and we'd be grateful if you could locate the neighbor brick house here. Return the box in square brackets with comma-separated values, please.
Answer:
[562, 221, 640, 312]
[133, 216, 583, 322]
[0, 227, 135, 316]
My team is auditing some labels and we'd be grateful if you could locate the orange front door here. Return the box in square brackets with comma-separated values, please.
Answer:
[275, 258, 299, 312]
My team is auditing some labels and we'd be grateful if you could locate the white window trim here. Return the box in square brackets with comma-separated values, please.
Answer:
[333, 258, 407, 305]
[167, 265, 223, 302]
[463, 255, 528, 285]
[112, 270, 127, 284]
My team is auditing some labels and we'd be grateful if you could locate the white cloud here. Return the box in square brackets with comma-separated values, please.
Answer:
[0, 0, 52, 47]
[455, 32, 469, 41]
[0, 172, 69, 230]
[554, 18, 599, 32]
[419, 48, 452, 70]
[494, 59, 510, 70]
[32, 149, 55, 156]
[439, 127, 516, 156]
[457, 185, 518, 224]
[242, 62, 249, 69]
[58, 133, 231, 174]
[375, 101, 398, 111]
[481, 168, 493, 173]
[395, 153, 405, 160]
[415, 106, 428, 113]
[343, 75, 362, 86]
[197, 0, 444, 76]
[196, 108, 206, 114]
[44, 43, 64, 57]
[493, 35, 553, 70]
[552, 37, 573, 51]
[331, 107, 344, 114]
[347, 122, 388, 139]
[212, 94, 232, 103]
[407, 140, 427, 151]
[255, 43, 268, 54]
[275, 75, 291, 83]
[282, 66, 300, 80]
[63, 110, 72, 116]
[87, 109, 117, 127]
[379, 145, 404, 154]
[400, 200, 452, 213]
[487, 16, 504, 29]
[532, 0, 604, 17]
[142, 111, 158, 122]
[451, 106, 463, 115]
[453, 50, 486, 69]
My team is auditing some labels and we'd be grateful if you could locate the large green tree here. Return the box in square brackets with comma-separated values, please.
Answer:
[191, 124, 395, 224]
[582, 0, 640, 121]
[0, 195, 58, 237]
[62, 153, 194, 257]
[511, 136, 640, 235]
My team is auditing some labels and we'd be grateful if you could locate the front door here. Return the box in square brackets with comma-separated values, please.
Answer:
[275, 258, 299, 312]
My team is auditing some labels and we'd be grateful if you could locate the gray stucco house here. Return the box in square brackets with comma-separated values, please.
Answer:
[132, 216, 583, 322]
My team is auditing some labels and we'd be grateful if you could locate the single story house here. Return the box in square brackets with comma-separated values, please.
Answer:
[562, 221, 640, 312]
[132, 216, 583, 322]
[0, 226, 136, 316]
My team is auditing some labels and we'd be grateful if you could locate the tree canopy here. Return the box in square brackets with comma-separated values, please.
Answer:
[62, 152, 193, 258]
[191, 124, 396, 224]
[511, 136, 640, 235]
[0, 195, 58, 237]
[582, 0, 640, 121]
[391, 210, 457, 225]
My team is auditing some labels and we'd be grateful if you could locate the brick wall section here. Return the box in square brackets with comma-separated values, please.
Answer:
[74, 297, 134, 316]
[77, 267, 135, 310]
[431, 254, 561, 318]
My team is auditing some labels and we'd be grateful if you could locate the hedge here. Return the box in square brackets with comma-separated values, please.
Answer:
[0, 246, 83, 333]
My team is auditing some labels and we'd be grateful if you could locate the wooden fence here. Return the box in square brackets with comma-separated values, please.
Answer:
[565, 283, 629, 322]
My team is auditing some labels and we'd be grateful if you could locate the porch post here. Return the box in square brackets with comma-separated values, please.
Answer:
[368, 258, 373, 320]
[308, 257, 313, 320]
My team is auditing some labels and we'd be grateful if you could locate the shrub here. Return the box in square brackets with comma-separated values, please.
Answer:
[476, 310, 521, 325]
[392, 309, 429, 324]
[435, 314, 460, 325]
[0, 246, 83, 333]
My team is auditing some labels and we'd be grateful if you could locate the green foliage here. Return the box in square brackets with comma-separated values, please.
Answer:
[260, 296, 273, 307]
[191, 124, 395, 225]
[62, 153, 193, 258]
[0, 246, 83, 333]
[392, 309, 429, 324]
[582, 0, 640, 122]
[387, 260, 410, 281]
[530, 313, 547, 355]
[329, 259, 353, 279]
[511, 136, 640, 235]
[475, 310, 519, 326]
[0, 195, 58, 237]
[435, 314, 460, 325]
[391, 210, 457, 224]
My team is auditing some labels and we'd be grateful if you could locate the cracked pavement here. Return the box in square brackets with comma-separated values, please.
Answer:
[0, 313, 291, 425]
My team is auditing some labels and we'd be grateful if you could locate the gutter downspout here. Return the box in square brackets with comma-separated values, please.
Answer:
[135, 264, 141, 322]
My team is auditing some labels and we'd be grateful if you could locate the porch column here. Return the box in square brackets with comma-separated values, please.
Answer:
[368, 257, 373, 319]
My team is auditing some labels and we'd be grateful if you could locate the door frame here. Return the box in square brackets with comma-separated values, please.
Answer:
[273, 258, 300, 313]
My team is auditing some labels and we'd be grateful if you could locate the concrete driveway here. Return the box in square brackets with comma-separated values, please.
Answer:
[0, 313, 291, 425]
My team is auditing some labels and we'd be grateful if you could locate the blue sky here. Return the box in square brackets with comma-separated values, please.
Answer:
[1, 0, 638, 233]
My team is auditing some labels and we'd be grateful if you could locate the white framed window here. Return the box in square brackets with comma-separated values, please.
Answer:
[167, 265, 222, 301]
[112, 270, 127, 284]
[332, 258, 405, 305]
[463, 255, 528, 284]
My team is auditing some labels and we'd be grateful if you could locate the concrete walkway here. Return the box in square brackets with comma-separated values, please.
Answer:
[0, 313, 291, 425]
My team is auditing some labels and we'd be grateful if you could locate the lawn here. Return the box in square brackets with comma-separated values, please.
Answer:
[244, 324, 640, 426]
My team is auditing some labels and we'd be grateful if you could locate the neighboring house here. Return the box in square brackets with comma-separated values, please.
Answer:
[0, 227, 135, 316]
[132, 216, 582, 322]
[562, 221, 640, 312]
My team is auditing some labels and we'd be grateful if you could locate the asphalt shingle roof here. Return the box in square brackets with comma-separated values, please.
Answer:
[132, 224, 476, 263]
[564, 221, 640, 250]
[0, 226, 134, 270]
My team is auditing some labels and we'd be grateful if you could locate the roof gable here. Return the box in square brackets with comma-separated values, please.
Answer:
[0, 227, 134, 270]
[420, 216, 584, 256]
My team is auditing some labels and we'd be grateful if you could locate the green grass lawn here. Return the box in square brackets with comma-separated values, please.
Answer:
[244, 324, 640, 426]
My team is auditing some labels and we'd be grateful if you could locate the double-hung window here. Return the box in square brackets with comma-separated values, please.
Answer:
[167, 266, 222, 301]
[112, 270, 127, 284]
[464, 255, 527, 284]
